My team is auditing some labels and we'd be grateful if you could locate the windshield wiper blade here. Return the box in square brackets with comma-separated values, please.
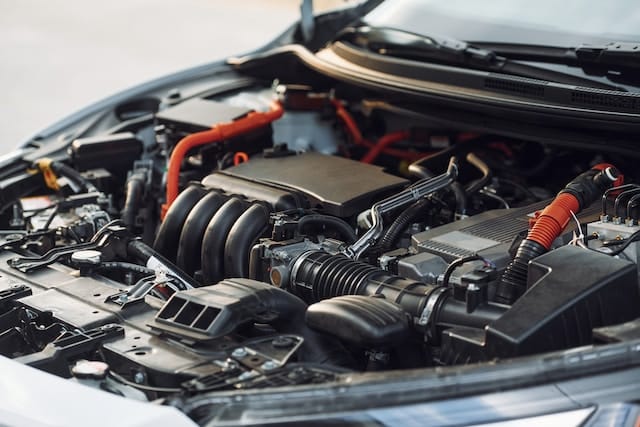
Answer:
[577, 42, 640, 68]
[467, 41, 640, 87]
[471, 41, 640, 69]
[337, 26, 626, 91]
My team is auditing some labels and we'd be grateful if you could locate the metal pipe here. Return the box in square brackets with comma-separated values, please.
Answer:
[344, 156, 458, 260]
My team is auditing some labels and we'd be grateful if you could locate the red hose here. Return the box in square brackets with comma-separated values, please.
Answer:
[331, 99, 364, 144]
[527, 163, 621, 250]
[331, 100, 425, 161]
[161, 101, 284, 219]
[361, 131, 411, 164]
[528, 193, 580, 250]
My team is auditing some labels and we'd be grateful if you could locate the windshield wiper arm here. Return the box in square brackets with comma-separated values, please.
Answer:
[337, 26, 625, 91]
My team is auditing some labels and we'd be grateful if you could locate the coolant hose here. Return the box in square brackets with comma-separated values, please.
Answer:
[495, 164, 620, 304]
[34, 158, 97, 193]
[297, 214, 357, 244]
[51, 161, 98, 193]
[464, 152, 491, 195]
[409, 163, 467, 217]
[121, 172, 146, 229]
[379, 198, 431, 250]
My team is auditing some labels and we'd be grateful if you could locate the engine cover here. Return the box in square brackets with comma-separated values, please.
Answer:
[203, 152, 408, 217]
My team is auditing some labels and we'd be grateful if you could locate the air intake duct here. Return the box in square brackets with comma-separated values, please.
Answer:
[290, 251, 505, 332]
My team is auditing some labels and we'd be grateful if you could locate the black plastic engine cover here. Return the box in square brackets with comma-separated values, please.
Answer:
[203, 153, 408, 217]
[485, 245, 640, 358]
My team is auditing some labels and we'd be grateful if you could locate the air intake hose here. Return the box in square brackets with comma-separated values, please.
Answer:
[495, 164, 620, 304]
[290, 251, 505, 331]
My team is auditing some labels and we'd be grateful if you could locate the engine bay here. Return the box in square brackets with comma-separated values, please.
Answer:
[1, 73, 640, 420]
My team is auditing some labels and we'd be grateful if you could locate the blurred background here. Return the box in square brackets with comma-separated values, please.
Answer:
[0, 0, 350, 148]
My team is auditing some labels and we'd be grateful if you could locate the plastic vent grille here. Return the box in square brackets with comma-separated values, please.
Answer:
[484, 76, 545, 98]
[418, 240, 475, 258]
[461, 215, 530, 243]
[570, 88, 640, 112]
[157, 296, 221, 332]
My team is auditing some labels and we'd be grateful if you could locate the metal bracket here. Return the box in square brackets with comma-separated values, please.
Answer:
[344, 157, 458, 260]
[15, 323, 124, 376]
[8, 222, 129, 272]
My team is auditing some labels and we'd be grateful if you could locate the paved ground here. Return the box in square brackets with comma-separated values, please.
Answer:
[0, 1, 351, 149]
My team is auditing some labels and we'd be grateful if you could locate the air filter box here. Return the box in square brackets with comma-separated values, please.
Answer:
[485, 245, 640, 358]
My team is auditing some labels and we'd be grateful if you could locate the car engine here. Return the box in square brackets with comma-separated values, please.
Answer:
[1, 77, 639, 419]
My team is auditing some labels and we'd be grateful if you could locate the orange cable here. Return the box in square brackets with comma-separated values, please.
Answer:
[361, 131, 412, 164]
[161, 101, 284, 219]
[233, 152, 249, 166]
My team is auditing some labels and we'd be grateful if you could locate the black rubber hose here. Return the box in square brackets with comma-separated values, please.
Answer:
[297, 214, 357, 244]
[95, 261, 155, 276]
[627, 193, 640, 219]
[200, 197, 247, 284]
[495, 240, 547, 304]
[121, 172, 146, 229]
[464, 152, 492, 195]
[153, 185, 207, 263]
[613, 187, 640, 218]
[291, 251, 506, 328]
[450, 182, 468, 216]
[224, 203, 272, 278]
[127, 239, 199, 289]
[379, 198, 431, 250]
[50, 161, 97, 193]
[176, 191, 227, 276]
[409, 163, 466, 218]
[95, 261, 155, 283]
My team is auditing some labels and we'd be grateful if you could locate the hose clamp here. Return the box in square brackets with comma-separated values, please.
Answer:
[418, 286, 448, 327]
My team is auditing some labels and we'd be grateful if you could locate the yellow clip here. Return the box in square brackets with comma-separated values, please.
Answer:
[35, 158, 60, 191]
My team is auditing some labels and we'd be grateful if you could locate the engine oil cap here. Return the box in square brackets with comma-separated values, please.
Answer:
[71, 250, 102, 266]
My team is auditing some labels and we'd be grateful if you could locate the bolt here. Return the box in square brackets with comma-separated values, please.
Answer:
[133, 372, 146, 384]
[232, 347, 247, 358]
[237, 371, 256, 381]
[261, 360, 278, 371]
[272, 336, 294, 349]
[221, 359, 239, 372]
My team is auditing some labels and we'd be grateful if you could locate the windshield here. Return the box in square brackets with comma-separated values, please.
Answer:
[365, 0, 640, 45]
